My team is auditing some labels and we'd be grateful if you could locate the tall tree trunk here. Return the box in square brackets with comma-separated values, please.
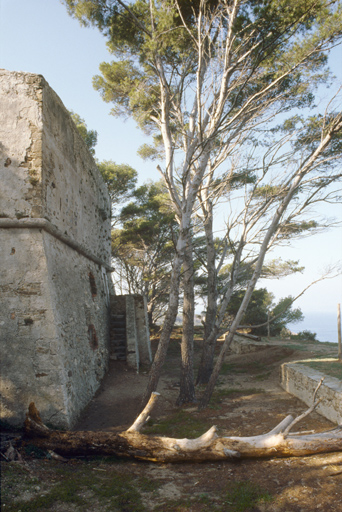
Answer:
[197, 209, 218, 385]
[144, 282, 154, 328]
[140, 61, 181, 409]
[177, 234, 196, 404]
[147, 308, 153, 328]
[141, 252, 182, 409]
[199, 228, 283, 409]
[141, 216, 192, 409]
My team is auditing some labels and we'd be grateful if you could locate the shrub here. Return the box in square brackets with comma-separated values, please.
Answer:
[291, 330, 317, 341]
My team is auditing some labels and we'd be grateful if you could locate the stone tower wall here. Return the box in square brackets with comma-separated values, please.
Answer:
[0, 70, 112, 428]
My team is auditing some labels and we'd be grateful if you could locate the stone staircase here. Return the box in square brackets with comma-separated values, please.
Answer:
[109, 297, 127, 360]
[109, 294, 152, 369]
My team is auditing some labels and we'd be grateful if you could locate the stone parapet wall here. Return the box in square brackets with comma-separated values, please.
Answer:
[0, 70, 112, 428]
[280, 362, 342, 425]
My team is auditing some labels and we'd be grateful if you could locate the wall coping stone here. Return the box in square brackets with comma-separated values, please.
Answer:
[280, 360, 342, 425]
[0, 218, 113, 272]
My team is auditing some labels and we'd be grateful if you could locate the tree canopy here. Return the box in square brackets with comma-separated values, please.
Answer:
[70, 110, 98, 154]
[63, 0, 342, 408]
[98, 160, 138, 220]
[226, 288, 304, 336]
[112, 180, 178, 324]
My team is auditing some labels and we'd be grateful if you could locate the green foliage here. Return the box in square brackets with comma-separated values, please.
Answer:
[301, 358, 342, 379]
[223, 480, 273, 511]
[114, 181, 176, 256]
[217, 259, 304, 292]
[2, 463, 146, 512]
[137, 139, 164, 161]
[64, 0, 342, 139]
[86, 0, 196, 131]
[296, 113, 342, 160]
[225, 288, 304, 336]
[69, 112, 138, 221]
[62, 0, 113, 31]
[279, 220, 320, 239]
[227, 287, 273, 327]
[97, 160, 137, 215]
[145, 409, 212, 438]
[210, 387, 265, 407]
[253, 184, 286, 200]
[120, 180, 175, 225]
[271, 296, 304, 329]
[93, 59, 160, 129]
[291, 329, 318, 341]
[261, 259, 305, 278]
[69, 110, 98, 154]
[112, 180, 177, 323]
[276, 112, 342, 162]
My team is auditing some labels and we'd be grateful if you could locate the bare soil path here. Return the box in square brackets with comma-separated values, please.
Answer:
[2, 334, 341, 511]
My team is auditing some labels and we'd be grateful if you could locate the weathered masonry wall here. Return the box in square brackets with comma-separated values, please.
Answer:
[0, 70, 112, 428]
[280, 362, 342, 425]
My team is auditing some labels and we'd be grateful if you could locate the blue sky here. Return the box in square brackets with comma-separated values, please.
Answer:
[0, 0, 154, 179]
[1, 0, 341, 318]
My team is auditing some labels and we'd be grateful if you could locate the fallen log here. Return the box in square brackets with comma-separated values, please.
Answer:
[23, 389, 342, 463]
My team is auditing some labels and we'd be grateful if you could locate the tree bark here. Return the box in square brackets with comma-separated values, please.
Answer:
[140, 204, 195, 409]
[24, 397, 342, 463]
[140, 251, 182, 409]
[177, 234, 196, 404]
[197, 208, 218, 385]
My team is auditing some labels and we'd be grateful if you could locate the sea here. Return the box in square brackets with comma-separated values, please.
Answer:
[286, 311, 340, 344]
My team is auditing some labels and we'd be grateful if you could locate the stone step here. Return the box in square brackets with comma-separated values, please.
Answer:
[111, 342, 126, 348]
[111, 342, 126, 349]
[109, 302, 127, 361]
[110, 353, 127, 361]
[114, 347, 126, 354]
[110, 319, 126, 326]
[112, 350, 126, 357]
[110, 332, 126, 338]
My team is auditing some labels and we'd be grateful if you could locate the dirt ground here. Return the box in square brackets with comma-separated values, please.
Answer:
[1, 334, 342, 511]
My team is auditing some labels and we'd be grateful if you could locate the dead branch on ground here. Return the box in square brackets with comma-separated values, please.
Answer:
[22, 389, 342, 463]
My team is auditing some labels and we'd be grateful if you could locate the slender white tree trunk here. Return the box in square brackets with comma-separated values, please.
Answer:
[197, 208, 219, 385]
[199, 117, 342, 408]
[177, 233, 196, 404]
